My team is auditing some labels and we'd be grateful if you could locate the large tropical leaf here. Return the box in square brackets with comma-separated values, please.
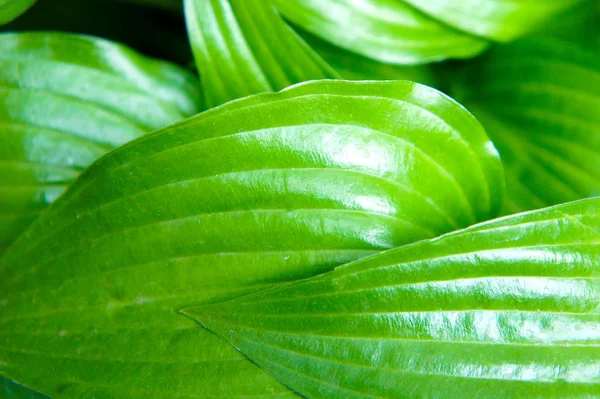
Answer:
[402, 0, 585, 42]
[1, 378, 49, 399]
[189, 197, 600, 399]
[454, 36, 600, 214]
[0, 32, 201, 254]
[184, 0, 338, 109]
[0, 0, 36, 25]
[0, 80, 502, 398]
[273, 0, 489, 64]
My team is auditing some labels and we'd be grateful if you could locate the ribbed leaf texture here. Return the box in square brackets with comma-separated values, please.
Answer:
[184, 0, 338, 109]
[0, 32, 201, 253]
[455, 36, 600, 214]
[402, 0, 585, 41]
[0, 81, 502, 398]
[189, 197, 600, 399]
[273, 0, 489, 64]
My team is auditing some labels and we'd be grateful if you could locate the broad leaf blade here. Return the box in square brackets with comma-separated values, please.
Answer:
[0, 32, 201, 253]
[273, 0, 489, 64]
[184, 0, 338, 109]
[403, 0, 585, 41]
[0, 80, 502, 398]
[1, 378, 49, 399]
[189, 197, 600, 399]
[454, 36, 600, 214]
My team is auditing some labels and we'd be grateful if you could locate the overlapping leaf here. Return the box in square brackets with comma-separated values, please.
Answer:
[189, 197, 600, 399]
[0, 32, 201, 253]
[0, 0, 36, 25]
[184, 0, 338, 109]
[0, 80, 502, 398]
[454, 36, 600, 214]
[402, 0, 585, 41]
[273, 0, 489, 64]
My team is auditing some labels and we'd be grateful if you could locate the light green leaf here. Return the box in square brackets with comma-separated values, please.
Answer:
[0, 80, 502, 398]
[0, 0, 36, 25]
[300, 30, 441, 88]
[453, 36, 600, 214]
[273, 0, 489, 65]
[402, 0, 585, 42]
[188, 197, 600, 399]
[0, 32, 201, 253]
[184, 0, 338, 109]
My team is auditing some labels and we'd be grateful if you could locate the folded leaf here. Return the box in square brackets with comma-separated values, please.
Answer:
[402, 0, 585, 42]
[189, 197, 600, 399]
[273, 0, 489, 64]
[0, 32, 201, 253]
[454, 36, 600, 214]
[0, 0, 36, 25]
[0, 80, 502, 398]
[184, 0, 338, 109]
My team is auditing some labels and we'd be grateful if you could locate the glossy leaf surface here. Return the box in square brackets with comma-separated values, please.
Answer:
[455, 36, 600, 214]
[0, 0, 36, 25]
[190, 198, 600, 399]
[301, 31, 440, 88]
[273, 0, 488, 64]
[0, 80, 502, 398]
[0, 32, 200, 253]
[403, 0, 585, 41]
[184, 0, 338, 109]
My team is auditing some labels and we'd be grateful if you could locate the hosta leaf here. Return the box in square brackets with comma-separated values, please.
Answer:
[402, 0, 586, 42]
[300, 31, 440, 88]
[0, 0, 36, 25]
[184, 0, 338, 109]
[0, 32, 200, 253]
[454, 36, 600, 214]
[273, 0, 489, 64]
[189, 197, 600, 399]
[0, 80, 502, 398]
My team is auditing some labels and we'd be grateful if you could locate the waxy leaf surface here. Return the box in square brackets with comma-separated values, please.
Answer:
[0, 32, 200, 253]
[184, 0, 338, 109]
[0, 80, 502, 398]
[455, 36, 600, 214]
[273, 0, 488, 64]
[190, 198, 600, 399]
[403, 0, 585, 41]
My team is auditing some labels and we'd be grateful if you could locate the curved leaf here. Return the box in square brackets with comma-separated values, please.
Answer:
[403, 0, 585, 42]
[189, 197, 600, 399]
[184, 0, 338, 109]
[0, 0, 36, 25]
[300, 30, 441, 87]
[0, 32, 201, 253]
[454, 36, 600, 214]
[273, 0, 489, 64]
[0, 80, 502, 398]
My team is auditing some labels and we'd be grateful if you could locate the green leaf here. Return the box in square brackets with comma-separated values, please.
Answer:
[402, 0, 585, 42]
[0, 80, 502, 398]
[188, 197, 600, 399]
[184, 0, 338, 109]
[0, 0, 36, 25]
[453, 36, 600, 215]
[300, 30, 441, 88]
[273, 0, 489, 65]
[0, 31, 201, 253]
